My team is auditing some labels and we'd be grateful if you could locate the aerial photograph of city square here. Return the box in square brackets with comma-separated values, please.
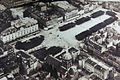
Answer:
[0, 0, 120, 80]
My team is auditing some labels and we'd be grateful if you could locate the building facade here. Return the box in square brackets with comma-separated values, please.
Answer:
[0, 17, 39, 43]
[83, 57, 113, 79]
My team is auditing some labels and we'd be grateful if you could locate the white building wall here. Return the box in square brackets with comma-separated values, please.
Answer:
[104, 70, 110, 79]
[65, 10, 79, 20]
[12, 33, 16, 40]
[1, 25, 39, 43]
[83, 57, 112, 79]
[84, 63, 94, 72]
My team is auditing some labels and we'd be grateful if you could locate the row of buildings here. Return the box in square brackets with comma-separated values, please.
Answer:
[79, 56, 113, 79]
[1, 0, 120, 80]
[0, 0, 98, 44]
[0, 47, 42, 80]
[0, 17, 39, 43]
[23, 1, 98, 29]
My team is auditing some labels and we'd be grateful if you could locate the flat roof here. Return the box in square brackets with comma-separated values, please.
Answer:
[89, 57, 112, 70]
[52, 1, 77, 11]
[11, 17, 37, 28]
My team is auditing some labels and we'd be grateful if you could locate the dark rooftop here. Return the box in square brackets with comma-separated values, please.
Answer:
[46, 46, 63, 56]
[104, 16, 118, 25]
[91, 10, 104, 18]
[59, 22, 76, 31]
[75, 30, 92, 41]
[106, 11, 116, 17]
[68, 47, 78, 53]
[75, 16, 91, 25]
[16, 51, 31, 59]
[46, 55, 62, 69]
[15, 35, 44, 51]
[31, 47, 47, 61]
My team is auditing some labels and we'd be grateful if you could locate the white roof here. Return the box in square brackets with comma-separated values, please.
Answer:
[63, 52, 72, 60]
[11, 17, 37, 28]
[7, 74, 14, 78]
[52, 1, 76, 11]
[89, 57, 112, 70]
[0, 51, 8, 58]
[0, 77, 7, 80]
[0, 4, 6, 10]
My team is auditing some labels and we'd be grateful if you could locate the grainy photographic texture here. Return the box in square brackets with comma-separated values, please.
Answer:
[0, 0, 120, 80]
